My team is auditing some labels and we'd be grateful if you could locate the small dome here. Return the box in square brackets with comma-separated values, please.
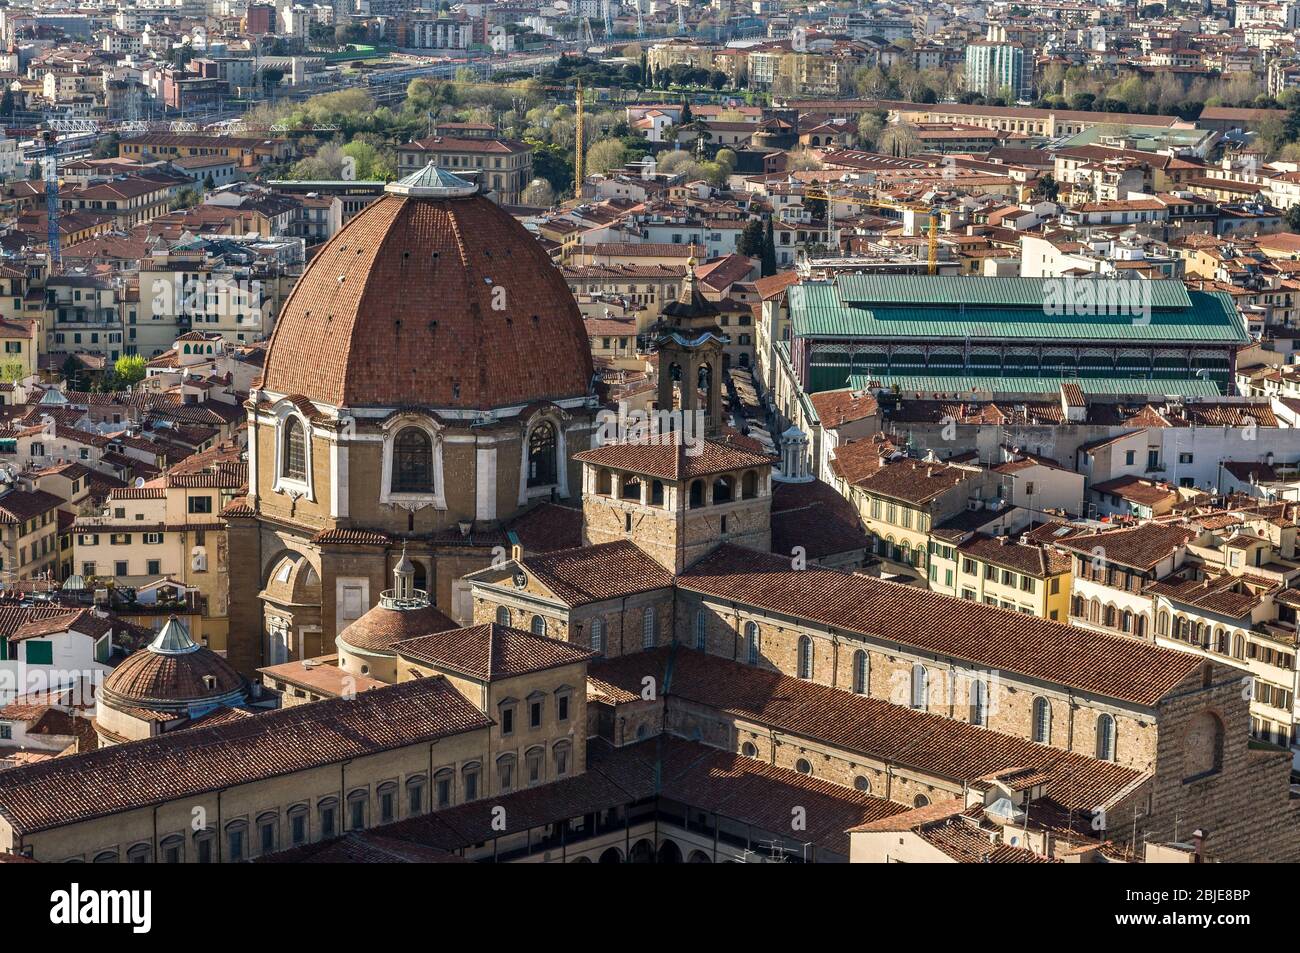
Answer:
[101, 616, 245, 713]
[337, 602, 459, 656]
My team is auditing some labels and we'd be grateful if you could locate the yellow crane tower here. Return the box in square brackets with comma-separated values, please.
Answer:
[574, 80, 585, 198]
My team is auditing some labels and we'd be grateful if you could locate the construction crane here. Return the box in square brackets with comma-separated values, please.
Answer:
[603, 0, 614, 39]
[677, 2, 685, 33]
[39, 130, 61, 270]
[574, 79, 585, 197]
[582, 16, 595, 48]
[636, 7, 645, 37]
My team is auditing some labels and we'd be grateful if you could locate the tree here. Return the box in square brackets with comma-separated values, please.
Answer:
[1286, 204, 1300, 232]
[738, 219, 764, 257]
[856, 110, 886, 150]
[521, 178, 556, 207]
[761, 218, 777, 277]
[878, 123, 922, 157]
[112, 355, 146, 390]
[786, 148, 824, 171]
[585, 139, 627, 177]
[61, 354, 82, 392]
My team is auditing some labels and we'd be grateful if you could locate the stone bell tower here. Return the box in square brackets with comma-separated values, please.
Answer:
[654, 259, 727, 438]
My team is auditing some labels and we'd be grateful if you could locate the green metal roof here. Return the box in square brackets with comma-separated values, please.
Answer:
[846, 374, 1222, 398]
[835, 274, 1192, 309]
[789, 281, 1247, 344]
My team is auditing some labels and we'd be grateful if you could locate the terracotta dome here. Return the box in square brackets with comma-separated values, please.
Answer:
[101, 617, 246, 713]
[336, 601, 459, 655]
[257, 165, 594, 410]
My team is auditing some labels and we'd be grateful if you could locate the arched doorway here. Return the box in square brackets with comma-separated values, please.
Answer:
[687, 850, 712, 863]
[598, 847, 623, 864]
[657, 840, 683, 864]
[570, 856, 593, 863]
[629, 839, 655, 864]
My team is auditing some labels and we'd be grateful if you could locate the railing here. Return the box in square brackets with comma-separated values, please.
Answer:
[379, 588, 429, 610]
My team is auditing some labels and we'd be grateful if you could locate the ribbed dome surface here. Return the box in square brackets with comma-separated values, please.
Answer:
[337, 602, 459, 655]
[258, 187, 594, 410]
[102, 633, 245, 711]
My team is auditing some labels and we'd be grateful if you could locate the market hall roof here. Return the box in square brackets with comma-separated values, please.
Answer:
[788, 275, 1248, 344]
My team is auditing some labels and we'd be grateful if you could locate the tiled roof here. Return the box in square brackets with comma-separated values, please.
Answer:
[394, 622, 594, 681]
[677, 546, 1202, 706]
[809, 387, 879, 428]
[520, 540, 674, 606]
[850, 457, 976, 502]
[337, 602, 459, 654]
[590, 648, 1146, 811]
[769, 478, 871, 559]
[1055, 523, 1194, 570]
[259, 191, 593, 410]
[0, 678, 492, 835]
[573, 437, 772, 481]
[957, 533, 1071, 577]
[0, 488, 63, 524]
[504, 502, 584, 553]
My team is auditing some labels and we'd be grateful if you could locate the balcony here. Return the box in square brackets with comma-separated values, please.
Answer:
[378, 588, 429, 610]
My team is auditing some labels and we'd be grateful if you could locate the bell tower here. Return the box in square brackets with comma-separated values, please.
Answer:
[655, 260, 727, 437]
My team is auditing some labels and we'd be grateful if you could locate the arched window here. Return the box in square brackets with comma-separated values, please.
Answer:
[496, 754, 516, 793]
[694, 609, 707, 650]
[1157, 609, 1169, 636]
[1183, 710, 1224, 780]
[527, 421, 558, 488]
[712, 477, 732, 504]
[797, 635, 813, 679]
[741, 741, 758, 757]
[642, 607, 656, 649]
[287, 804, 309, 845]
[742, 470, 759, 499]
[590, 617, 604, 655]
[531, 614, 546, 636]
[1096, 713, 1116, 762]
[689, 480, 704, 507]
[92, 850, 119, 863]
[462, 762, 481, 801]
[744, 621, 758, 663]
[553, 740, 573, 778]
[852, 650, 868, 695]
[1121, 610, 1133, 633]
[1233, 634, 1245, 659]
[1215, 628, 1229, 654]
[914, 794, 930, 808]
[126, 843, 151, 863]
[525, 746, 545, 786]
[910, 664, 928, 709]
[1032, 696, 1051, 744]
[281, 417, 306, 481]
[794, 758, 811, 775]
[854, 776, 871, 793]
[392, 427, 433, 493]
[970, 678, 987, 726]
[496, 605, 511, 626]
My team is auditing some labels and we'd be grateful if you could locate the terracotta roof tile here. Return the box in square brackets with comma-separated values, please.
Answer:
[677, 546, 1201, 706]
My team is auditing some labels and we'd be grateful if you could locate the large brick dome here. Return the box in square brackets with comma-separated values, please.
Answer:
[258, 165, 594, 410]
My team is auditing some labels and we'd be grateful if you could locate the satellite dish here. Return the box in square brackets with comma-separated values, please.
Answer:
[134, 477, 146, 488]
